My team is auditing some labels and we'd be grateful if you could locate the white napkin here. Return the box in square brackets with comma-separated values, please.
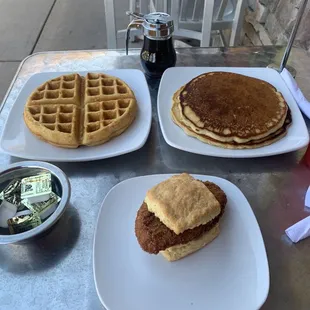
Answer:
[285, 216, 310, 243]
[285, 187, 310, 243]
[305, 186, 310, 208]
[280, 68, 310, 118]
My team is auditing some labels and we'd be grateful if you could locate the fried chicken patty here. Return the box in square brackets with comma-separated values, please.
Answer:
[135, 181, 227, 254]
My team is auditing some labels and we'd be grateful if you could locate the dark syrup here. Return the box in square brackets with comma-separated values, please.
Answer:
[140, 37, 176, 78]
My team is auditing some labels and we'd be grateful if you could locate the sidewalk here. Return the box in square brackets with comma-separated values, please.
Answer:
[0, 0, 129, 102]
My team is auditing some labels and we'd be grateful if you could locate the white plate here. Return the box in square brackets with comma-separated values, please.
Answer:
[0, 70, 151, 162]
[158, 67, 309, 158]
[93, 174, 269, 310]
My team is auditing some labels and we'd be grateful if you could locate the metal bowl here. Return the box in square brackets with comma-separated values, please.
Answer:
[0, 161, 70, 244]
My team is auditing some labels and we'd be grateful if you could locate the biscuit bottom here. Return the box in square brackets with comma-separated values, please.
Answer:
[160, 224, 220, 262]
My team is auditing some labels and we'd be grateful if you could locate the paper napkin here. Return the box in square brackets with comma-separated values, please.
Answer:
[285, 216, 310, 243]
[280, 68, 310, 118]
[305, 186, 310, 208]
[285, 186, 310, 243]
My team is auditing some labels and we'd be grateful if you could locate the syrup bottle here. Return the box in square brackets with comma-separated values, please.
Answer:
[126, 12, 176, 78]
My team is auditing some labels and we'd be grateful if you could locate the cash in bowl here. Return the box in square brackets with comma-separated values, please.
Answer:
[0, 161, 70, 244]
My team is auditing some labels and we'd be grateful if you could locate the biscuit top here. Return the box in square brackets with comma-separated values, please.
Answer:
[144, 173, 221, 234]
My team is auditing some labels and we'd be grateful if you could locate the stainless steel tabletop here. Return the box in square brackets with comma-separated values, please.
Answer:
[1, 46, 310, 310]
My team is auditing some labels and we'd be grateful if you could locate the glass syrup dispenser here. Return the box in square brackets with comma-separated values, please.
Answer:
[126, 11, 176, 78]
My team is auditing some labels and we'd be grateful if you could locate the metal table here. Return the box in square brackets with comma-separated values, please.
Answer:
[0, 46, 310, 310]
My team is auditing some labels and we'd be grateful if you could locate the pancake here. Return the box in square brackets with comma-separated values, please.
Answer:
[172, 98, 292, 149]
[135, 181, 226, 254]
[176, 72, 289, 144]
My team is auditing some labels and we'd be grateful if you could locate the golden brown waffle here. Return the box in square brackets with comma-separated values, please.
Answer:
[24, 73, 137, 148]
[82, 98, 137, 146]
[24, 104, 80, 148]
[27, 74, 82, 107]
[84, 73, 135, 103]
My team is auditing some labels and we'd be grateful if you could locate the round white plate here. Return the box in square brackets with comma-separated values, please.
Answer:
[93, 174, 269, 310]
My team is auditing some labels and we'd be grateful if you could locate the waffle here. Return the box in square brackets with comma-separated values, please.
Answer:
[82, 98, 137, 146]
[24, 104, 80, 148]
[27, 74, 83, 107]
[84, 73, 135, 103]
[24, 73, 137, 148]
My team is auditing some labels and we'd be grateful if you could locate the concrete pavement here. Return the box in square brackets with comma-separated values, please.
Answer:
[0, 0, 131, 103]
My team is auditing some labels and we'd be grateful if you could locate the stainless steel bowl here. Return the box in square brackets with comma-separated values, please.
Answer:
[0, 161, 70, 244]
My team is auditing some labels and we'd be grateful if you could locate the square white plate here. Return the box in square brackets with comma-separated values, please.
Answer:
[158, 67, 309, 158]
[0, 70, 151, 162]
[93, 174, 269, 310]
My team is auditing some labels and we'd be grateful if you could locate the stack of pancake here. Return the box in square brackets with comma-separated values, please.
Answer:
[135, 173, 227, 261]
[171, 72, 292, 149]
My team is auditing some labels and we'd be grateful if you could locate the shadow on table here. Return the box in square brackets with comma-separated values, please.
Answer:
[158, 140, 306, 175]
[0, 203, 80, 274]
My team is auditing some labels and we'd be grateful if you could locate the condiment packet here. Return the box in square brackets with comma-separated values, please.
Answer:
[0, 179, 21, 198]
[22, 192, 61, 220]
[15, 210, 32, 217]
[21, 173, 52, 203]
[0, 179, 22, 210]
[7, 213, 41, 234]
[0, 199, 17, 228]
[1, 173, 60, 234]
